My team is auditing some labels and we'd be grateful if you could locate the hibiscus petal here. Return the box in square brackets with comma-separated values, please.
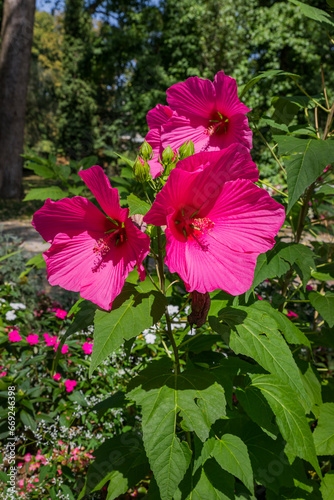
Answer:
[32, 197, 107, 243]
[145, 128, 164, 178]
[206, 179, 285, 254]
[45, 222, 149, 310]
[147, 104, 173, 129]
[79, 165, 129, 222]
[161, 113, 210, 154]
[167, 76, 216, 120]
[176, 145, 259, 182]
[214, 71, 251, 116]
[165, 229, 258, 295]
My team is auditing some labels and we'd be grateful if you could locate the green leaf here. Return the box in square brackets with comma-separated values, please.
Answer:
[273, 136, 334, 211]
[115, 152, 135, 168]
[20, 410, 37, 431]
[92, 391, 126, 412]
[313, 403, 334, 455]
[0, 250, 22, 263]
[25, 252, 46, 269]
[175, 460, 235, 500]
[212, 304, 311, 411]
[23, 186, 68, 201]
[128, 363, 226, 500]
[90, 281, 167, 375]
[24, 162, 55, 179]
[320, 472, 334, 500]
[78, 431, 149, 500]
[235, 384, 277, 438]
[239, 70, 298, 99]
[127, 193, 151, 215]
[211, 434, 254, 494]
[251, 301, 311, 348]
[248, 242, 315, 294]
[289, 0, 334, 30]
[249, 373, 320, 476]
[309, 292, 334, 327]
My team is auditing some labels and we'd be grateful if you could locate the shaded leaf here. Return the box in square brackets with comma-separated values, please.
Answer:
[239, 70, 298, 99]
[90, 281, 167, 375]
[78, 431, 149, 500]
[289, 0, 334, 30]
[249, 373, 320, 475]
[128, 362, 226, 500]
[309, 292, 334, 327]
[127, 193, 151, 215]
[23, 186, 68, 201]
[313, 403, 334, 455]
[320, 472, 334, 500]
[274, 136, 334, 211]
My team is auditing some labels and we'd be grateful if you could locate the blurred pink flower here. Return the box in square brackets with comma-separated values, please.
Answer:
[8, 330, 22, 342]
[26, 334, 39, 345]
[44, 333, 57, 346]
[53, 373, 61, 382]
[64, 379, 77, 392]
[82, 342, 93, 355]
[306, 285, 313, 291]
[0, 370, 7, 377]
[53, 308, 68, 319]
[32, 166, 150, 311]
[24, 453, 32, 463]
[287, 310, 298, 319]
[54, 342, 68, 354]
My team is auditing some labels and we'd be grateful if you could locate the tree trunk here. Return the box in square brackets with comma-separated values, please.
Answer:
[0, 0, 35, 198]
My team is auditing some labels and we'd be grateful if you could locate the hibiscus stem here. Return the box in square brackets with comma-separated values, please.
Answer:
[156, 227, 180, 374]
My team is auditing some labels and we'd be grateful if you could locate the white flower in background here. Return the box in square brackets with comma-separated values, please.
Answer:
[5, 310, 17, 321]
[144, 333, 157, 344]
[9, 302, 26, 310]
[142, 328, 157, 344]
[0, 298, 5, 303]
[167, 304, 179, 316]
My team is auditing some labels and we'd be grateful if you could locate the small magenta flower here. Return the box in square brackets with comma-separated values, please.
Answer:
[32, 166, 150, 310]
[8, 330, 22, 342]
[287, 310, 298, 319]
[53, 373, 61, 381]
[54, 342, 68, 354]
[53, 308, 67, 319]
[26, 334, 39, 345]
[24, 453, 32, 463]
[82, 342, 93, 355]
[44, 333, 58, 347]
[64, 380, 77, 392]
[144, 147, 284, 295]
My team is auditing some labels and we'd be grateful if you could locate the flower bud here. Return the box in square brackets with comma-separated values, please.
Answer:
[179, 140, 195, 160]
[162, 146, 175, 165]
[133, 157, 150, 183]
[140, 141, 153, 161]
[187, 291, 211, 328]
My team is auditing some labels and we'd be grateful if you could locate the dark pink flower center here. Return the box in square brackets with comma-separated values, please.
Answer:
[93, 220, 127, 255]
[206, 111, 229, 136]
[172, 207, 214, 242]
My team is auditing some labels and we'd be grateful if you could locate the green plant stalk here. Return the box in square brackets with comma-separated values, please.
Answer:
[156, 227, 180, 374]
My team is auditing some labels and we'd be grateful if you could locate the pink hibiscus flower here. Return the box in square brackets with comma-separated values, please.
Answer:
[8, 330, 22, 342]
[144, 72, 252, 177]
[26, 334, 39, 345]
[144, 148, 285, 295]
[64, 379, 77, 392]
[145, 104, 174, 178]
[32, 166, 150, 310]
[82, 342, 93, 355]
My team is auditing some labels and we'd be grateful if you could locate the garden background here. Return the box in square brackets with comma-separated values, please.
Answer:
[0, 0, 334, 499]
